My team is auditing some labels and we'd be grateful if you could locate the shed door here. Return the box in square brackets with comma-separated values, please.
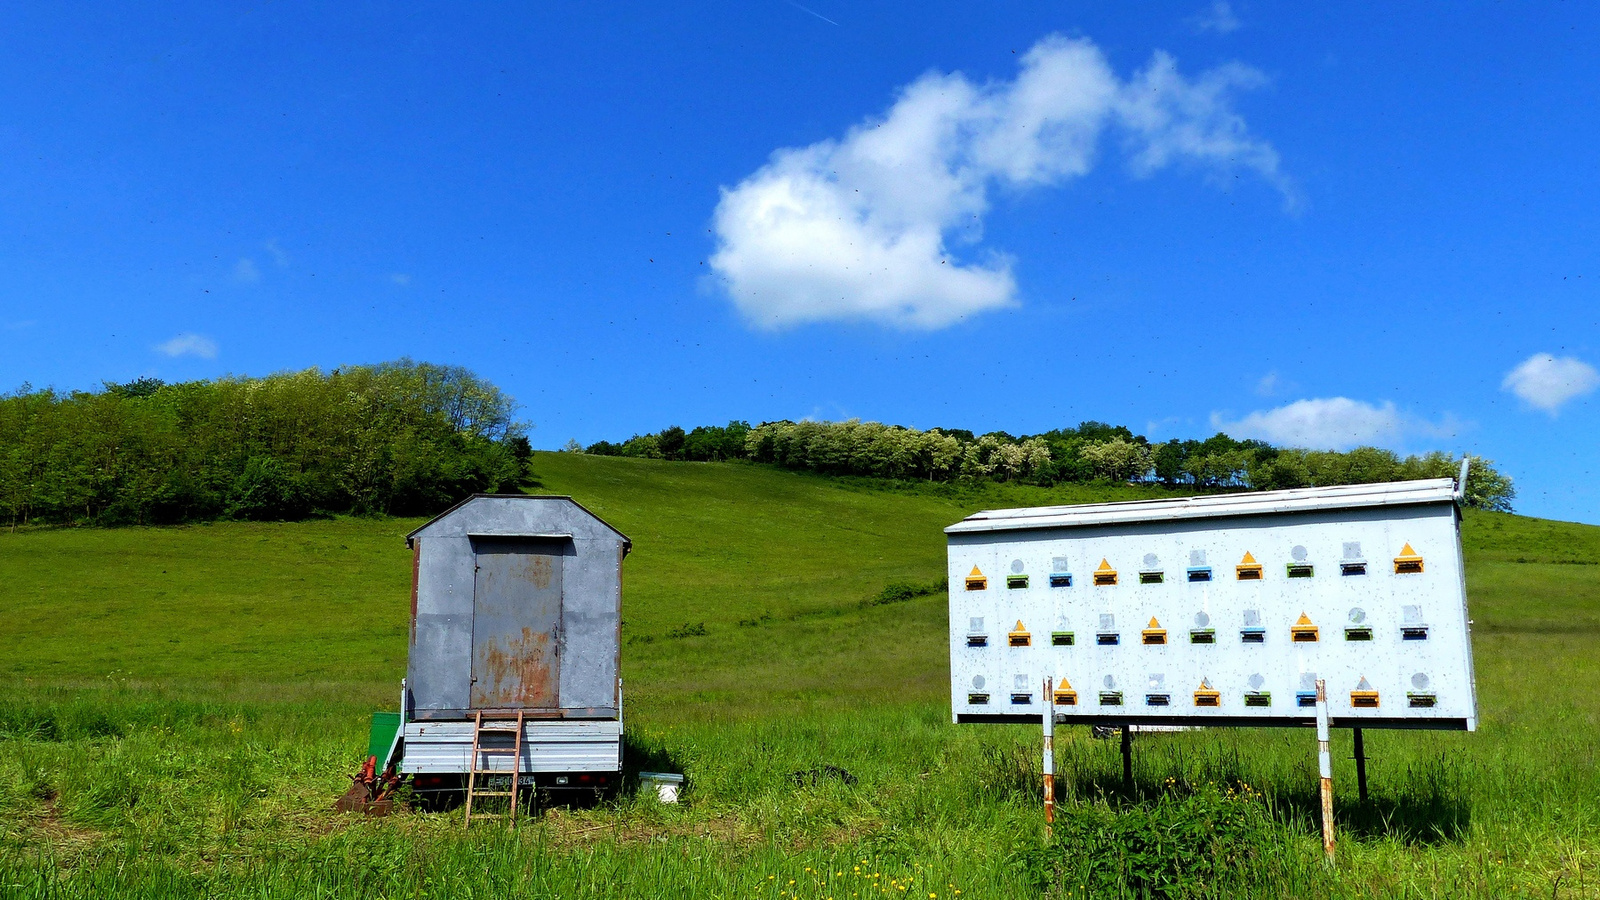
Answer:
[469, 537, 564, 709]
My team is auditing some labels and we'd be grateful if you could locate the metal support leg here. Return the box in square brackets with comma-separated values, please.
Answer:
[1353, 727, 1369, 802]
[1120, 725, 1133, 793]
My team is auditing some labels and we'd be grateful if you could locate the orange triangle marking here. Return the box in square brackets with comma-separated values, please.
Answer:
[1295, 612, 1314, 626]
[1013, 620, 1027, 632]
[1398, 543, 1420, 558]
[1147, 617, 1161, 629]
[969, 566, 984, 577]
[1096, 558, 1115, 572]
[1057, 677, 1073, 691]
[1240, 551, 1258, 565]
[1198, 678, 1212, 690]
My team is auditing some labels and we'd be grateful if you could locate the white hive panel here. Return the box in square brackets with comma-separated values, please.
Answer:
[946, 480, 1477, 730]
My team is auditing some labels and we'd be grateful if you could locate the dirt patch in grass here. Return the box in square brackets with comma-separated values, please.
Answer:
[13, 792, 103, 854]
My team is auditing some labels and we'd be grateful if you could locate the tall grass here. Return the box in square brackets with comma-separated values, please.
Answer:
[1, 454, 1598, 896]
[2, 677, 1596, 898]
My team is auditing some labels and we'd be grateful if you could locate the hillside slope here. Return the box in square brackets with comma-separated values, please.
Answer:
[1, 451, 1596, 718]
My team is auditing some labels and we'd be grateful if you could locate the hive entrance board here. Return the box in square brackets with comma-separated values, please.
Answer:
[944, 478, 1477, 731]
[469, 537, 565, 709]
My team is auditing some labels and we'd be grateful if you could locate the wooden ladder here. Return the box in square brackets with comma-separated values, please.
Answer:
[464, 710, 525, 828]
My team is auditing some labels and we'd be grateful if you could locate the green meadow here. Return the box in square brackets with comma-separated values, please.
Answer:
[1, 452, 1597, 897]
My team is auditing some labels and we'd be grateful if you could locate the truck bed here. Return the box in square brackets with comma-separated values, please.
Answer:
[398, 719, 622, 774]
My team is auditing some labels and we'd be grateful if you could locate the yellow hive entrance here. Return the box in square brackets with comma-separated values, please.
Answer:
[1141, 616, 1168, 645]
[1291, 612, 1320, 642]
[1007, 620, 1031, 647]
[965, 566, 988, 591]
[1236, 551, 1264, 580]
[1193, 678, 1221, 707]
[1053, 677, 1078, 706]
[1394, 543, 1424, 574]
[1351, 676, 1381, 708]
[1093, 558, 1118, 586]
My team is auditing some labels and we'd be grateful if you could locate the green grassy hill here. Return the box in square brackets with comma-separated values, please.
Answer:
[1, 452, 1597, 897]
[0, 453, 1164, 708]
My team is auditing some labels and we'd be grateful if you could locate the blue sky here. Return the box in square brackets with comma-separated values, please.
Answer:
[1, 2, 1596, 523]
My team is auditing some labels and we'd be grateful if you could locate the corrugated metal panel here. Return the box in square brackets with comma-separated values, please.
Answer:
[398, 720, 622, 774]
[946, 479, 1459, 535]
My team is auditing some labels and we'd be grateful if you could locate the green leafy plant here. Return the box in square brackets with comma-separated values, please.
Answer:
[1019, 785, 1282, 898]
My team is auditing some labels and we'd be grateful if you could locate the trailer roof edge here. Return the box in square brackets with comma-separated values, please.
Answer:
[945, 478, 1459, 535]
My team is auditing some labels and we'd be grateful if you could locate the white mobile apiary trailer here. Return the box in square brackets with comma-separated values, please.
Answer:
[946, 477, 1477, 730]
[392, 494, 629, 803]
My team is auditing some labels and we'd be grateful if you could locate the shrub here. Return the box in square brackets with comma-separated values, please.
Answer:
[1019, 786, 1282, 897]
[863, 577, 948, 607]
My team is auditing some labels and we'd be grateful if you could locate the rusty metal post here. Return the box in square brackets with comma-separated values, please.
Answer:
[1315, 678, 1335, 863]
[1353, 727, 1369, 802]
[1043, 677, 1055, 842]
[1120, 725, 1133, 793]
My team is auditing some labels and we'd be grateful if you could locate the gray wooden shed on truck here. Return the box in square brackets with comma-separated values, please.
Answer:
[395, 494, 630, 795]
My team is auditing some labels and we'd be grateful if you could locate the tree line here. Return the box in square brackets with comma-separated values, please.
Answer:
[1, 364, 1517, 528]
[582, 419, 1515, 511]
[0, 360, 528, 527]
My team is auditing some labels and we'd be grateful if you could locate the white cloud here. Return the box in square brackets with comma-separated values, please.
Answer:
[709, 34, 1290, 330]
[265, 239, 290, 267]
[389, 273, 412, 286]
[154, 333, 219, 360]
[1502, 353, 1599, 414]
[1254, 371, 1280, 396]
[234, 258, 261, 283]
[1212, 397, 1458, 450]
[1193, 1, 1242, 34]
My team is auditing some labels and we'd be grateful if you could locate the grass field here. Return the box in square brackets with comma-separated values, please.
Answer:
[1, 452, 1597, 897]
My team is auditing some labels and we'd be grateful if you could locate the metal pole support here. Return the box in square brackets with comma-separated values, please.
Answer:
[1353, 727, 1369, 802]
[1120, 724, 1133, 794]
[1315, 678, 1335, 863]
[1043, 677, 1055, 842]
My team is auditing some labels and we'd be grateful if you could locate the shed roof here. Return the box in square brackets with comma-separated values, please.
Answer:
[405, 494, 631, 549]
[945, 478, 1460, 536]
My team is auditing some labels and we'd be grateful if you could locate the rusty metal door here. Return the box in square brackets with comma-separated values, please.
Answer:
[469, 537, 563, 709]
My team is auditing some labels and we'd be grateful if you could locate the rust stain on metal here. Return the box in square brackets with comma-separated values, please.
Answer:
[410, 539, 421, 646]
[473, 626, 556, 707]
[511, 553, 554, 590]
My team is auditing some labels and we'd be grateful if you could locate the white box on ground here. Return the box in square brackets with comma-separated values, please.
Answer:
[639, 772, 684, 803]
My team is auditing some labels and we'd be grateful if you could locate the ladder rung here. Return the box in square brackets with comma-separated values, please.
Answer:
[470, 769, 520, 775]
[476, 747, 518, 753]
[478, 723, 521, 731]
[471, 791, 515, 797]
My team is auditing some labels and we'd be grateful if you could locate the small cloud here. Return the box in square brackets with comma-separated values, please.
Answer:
[265, 239, 290, 267]
[389, 273, 412, 286]
[709, 33, 1290, 330]
[1502, 353, 1599, 414]
[1254, 371, 1280, 396]
[1192, 1, 1242, 34]
[154, 333, 219, 359]
[5, 319, 37, 330]
[1212, 397, 1458, 451]
[234, 258, 261, 283]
